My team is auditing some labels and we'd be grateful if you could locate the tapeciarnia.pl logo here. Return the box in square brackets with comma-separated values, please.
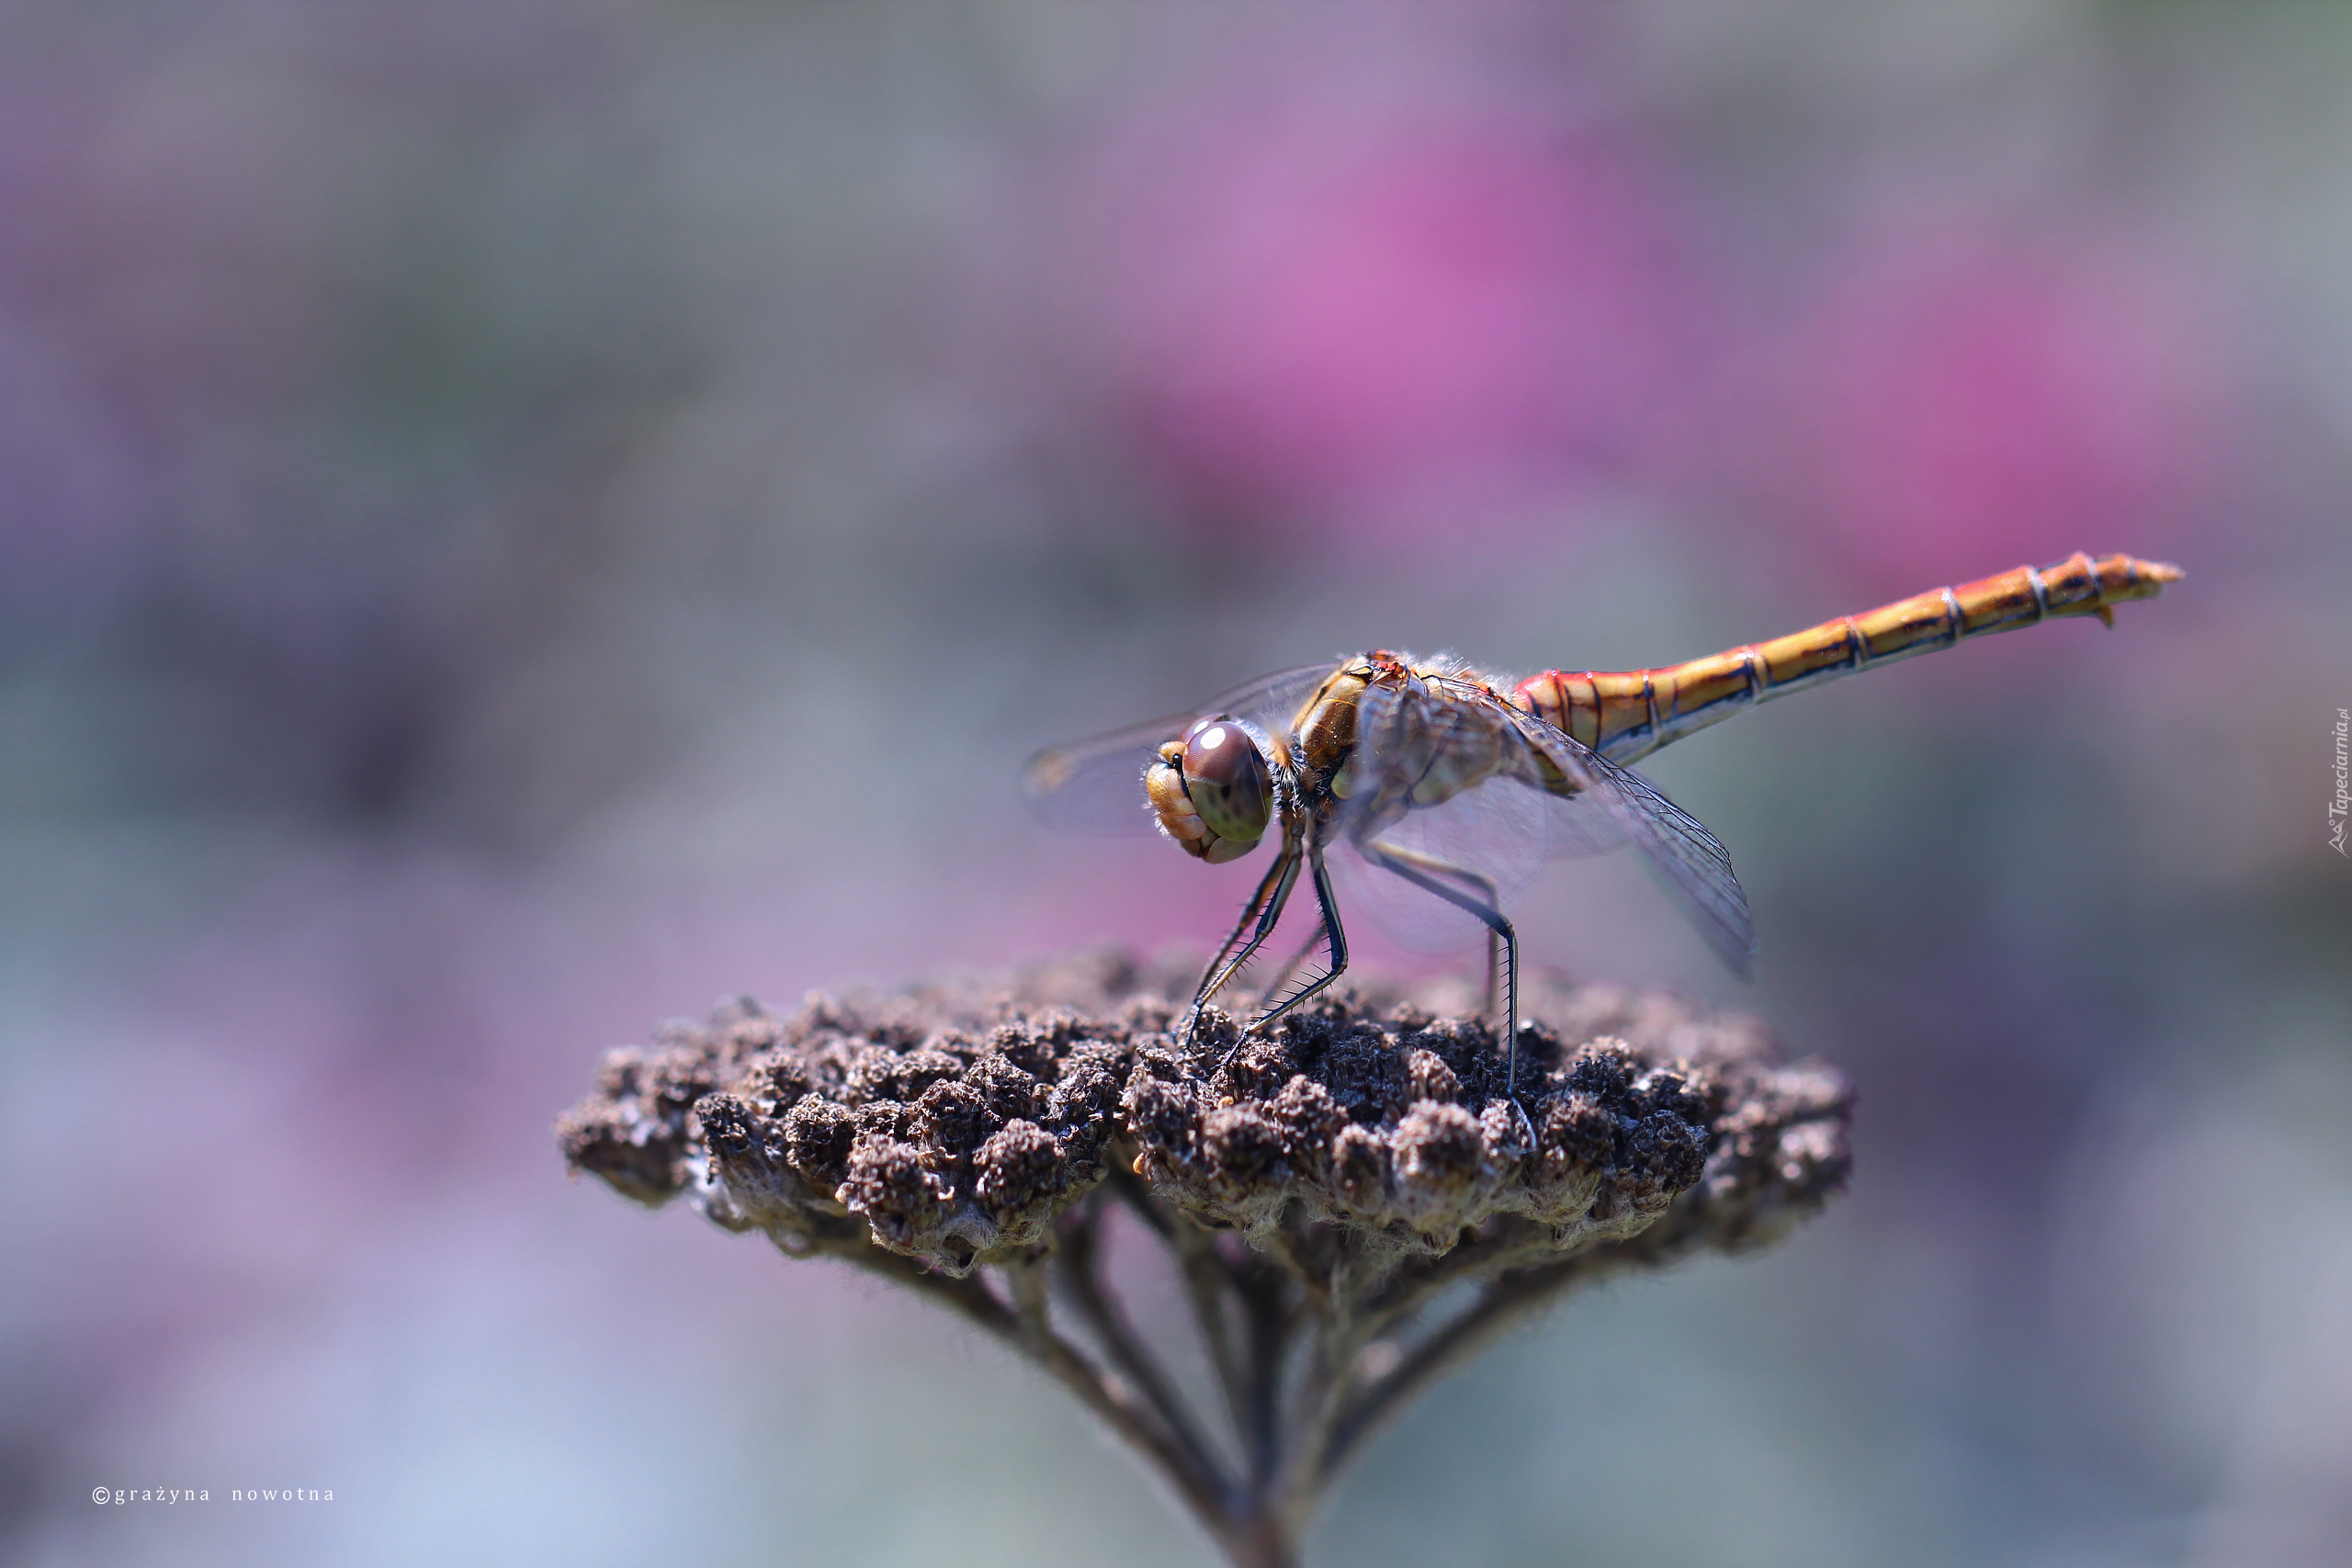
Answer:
[2332, 707, 2349, 856]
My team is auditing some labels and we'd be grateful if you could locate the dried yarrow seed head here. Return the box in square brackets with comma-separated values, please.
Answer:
[559, 952, 1851, 1568]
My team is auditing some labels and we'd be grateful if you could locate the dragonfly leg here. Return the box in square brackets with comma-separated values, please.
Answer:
[1186, 848, 1303, 1048]
[1482, 925, 1502, 1021]
[1195, 851, 1292, 998]
[1232, 844, 1349, 1057]
[1357, 838, 1532, 1137]
[1250, 912, 1329, 1019]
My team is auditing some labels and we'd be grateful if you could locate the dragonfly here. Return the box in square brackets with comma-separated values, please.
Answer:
[1023, 551, 2183, 1104]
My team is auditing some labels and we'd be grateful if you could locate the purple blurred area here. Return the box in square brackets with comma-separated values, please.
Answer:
[6, 4, 2347, 1565]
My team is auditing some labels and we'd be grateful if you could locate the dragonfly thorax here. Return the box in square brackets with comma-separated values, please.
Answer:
[1307, 654, 1520, 818]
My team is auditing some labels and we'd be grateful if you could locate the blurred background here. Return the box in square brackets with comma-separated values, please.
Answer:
[5, 3, 2348, 1564]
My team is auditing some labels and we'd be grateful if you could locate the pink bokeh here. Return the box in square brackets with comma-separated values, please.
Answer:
[1054, 108, 1710, 540]
[1777, 224, 2233, 579]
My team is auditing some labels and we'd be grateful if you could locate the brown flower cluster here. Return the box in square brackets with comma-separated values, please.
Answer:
[558, 953, 1850, 1568]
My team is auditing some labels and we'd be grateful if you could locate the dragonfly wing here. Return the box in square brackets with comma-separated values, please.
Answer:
[1212, 662, 1344, 733]
[1022, 663, 1335, 836]
[1020, 720, 1169, 836]
[1506, 708, 1757, 976]
[1329, 682, 1551, 950]
[1329, 778, 1554, 951]
[1536, 788, 1630, 860]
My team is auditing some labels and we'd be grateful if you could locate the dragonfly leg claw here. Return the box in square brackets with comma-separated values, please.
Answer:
[1500, 1022, 1539, 1149]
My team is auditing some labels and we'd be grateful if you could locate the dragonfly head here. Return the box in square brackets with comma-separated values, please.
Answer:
[1147, 716, 1274, 864]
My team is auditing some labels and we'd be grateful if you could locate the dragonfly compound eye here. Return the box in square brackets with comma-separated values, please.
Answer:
[1182, 718, 1272, 842]
[1145, 718, 1272, 864]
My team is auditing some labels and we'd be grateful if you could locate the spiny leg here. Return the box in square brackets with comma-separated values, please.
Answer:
[1481, 924, 1503, 1021]
[1227, 845, 1350, 1062]
[1197, 850, 1290, 987]
[1187, 848, 1303, 1049]
[1250, 910, 1331, 1021]
[1354, 839, 1510, 1024]
[1356, 838, 1532, 1135]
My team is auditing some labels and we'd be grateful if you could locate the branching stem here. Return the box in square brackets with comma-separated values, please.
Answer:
[563, 967, 1853, 1568]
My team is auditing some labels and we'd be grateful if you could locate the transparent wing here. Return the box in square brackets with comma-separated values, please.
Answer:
[1414, 671, 1621, 861]
[1538, 786, 1634, 860]
[1505, 707, 1756, 976]
[1329, 777, 1550, 950]
[1328, 681, 1553, 950]
[1021, 663, 1335, 836]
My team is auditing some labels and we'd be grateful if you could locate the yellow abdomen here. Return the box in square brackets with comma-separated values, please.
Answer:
[1515, 552, 2183, 763]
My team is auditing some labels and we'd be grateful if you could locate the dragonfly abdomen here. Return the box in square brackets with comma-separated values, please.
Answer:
[1516, 551, 2182, 764]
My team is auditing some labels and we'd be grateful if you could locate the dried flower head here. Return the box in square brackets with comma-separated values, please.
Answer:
[560, 953, 1850, 1568]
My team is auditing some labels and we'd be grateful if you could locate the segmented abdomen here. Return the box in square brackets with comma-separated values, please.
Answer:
[1514, 551, 2183, 764]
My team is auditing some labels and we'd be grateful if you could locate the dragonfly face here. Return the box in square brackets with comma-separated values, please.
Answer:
[1148, 657, 1396, 862]
[1147, 715, 1280, 863]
